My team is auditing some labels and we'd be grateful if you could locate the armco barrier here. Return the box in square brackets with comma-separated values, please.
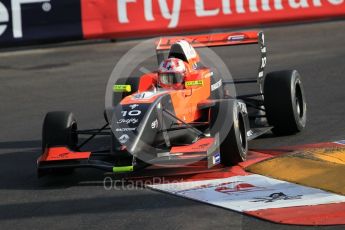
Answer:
[0, 0, 82, 46]
[1, 0, 345, 46]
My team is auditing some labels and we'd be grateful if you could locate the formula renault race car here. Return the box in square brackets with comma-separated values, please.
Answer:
[37, 31, 307, 177]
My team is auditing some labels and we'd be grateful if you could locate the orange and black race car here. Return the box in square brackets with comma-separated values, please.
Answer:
[37, 31, 307, 177]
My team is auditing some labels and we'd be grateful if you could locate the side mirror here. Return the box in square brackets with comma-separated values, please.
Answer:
[184, 88, 193, 97]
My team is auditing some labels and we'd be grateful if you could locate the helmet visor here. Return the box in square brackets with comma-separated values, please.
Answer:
[159, 73, 184, 85]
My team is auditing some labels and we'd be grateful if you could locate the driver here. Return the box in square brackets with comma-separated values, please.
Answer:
[157, 58, 188, 90]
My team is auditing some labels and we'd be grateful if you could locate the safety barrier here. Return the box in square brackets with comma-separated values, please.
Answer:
[0, 0, 82, 46]
[1, 0, 345, 46]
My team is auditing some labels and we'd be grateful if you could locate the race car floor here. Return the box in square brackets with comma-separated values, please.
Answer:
[1, 20, 345, 229]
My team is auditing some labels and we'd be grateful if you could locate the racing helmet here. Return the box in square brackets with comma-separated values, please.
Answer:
[158, 58, 187, 89]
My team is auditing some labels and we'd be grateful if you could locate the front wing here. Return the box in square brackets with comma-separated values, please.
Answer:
[37, 136, 221, 176]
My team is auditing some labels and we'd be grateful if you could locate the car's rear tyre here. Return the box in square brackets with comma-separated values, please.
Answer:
[210, 100, 248, 166]
[264, 70, 307, 135]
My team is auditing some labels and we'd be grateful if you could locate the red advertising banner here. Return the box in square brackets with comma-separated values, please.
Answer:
[81, 0, 345, 39]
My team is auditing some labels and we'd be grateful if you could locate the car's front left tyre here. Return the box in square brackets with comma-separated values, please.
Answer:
[210, 100, 248, 166]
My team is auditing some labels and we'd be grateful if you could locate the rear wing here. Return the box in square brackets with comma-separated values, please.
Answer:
[156, 31, 261, 50]
[156, 31, 267, 85]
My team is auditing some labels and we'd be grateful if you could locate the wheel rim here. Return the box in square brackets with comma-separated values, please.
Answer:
[296, 98, 301, 117]
[295, 83, 304, 119]
[238, 114, 247, 152]
[70, 122, 78, 149]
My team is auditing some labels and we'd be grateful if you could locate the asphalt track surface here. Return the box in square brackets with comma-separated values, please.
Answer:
[1, 20, 345, 230]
